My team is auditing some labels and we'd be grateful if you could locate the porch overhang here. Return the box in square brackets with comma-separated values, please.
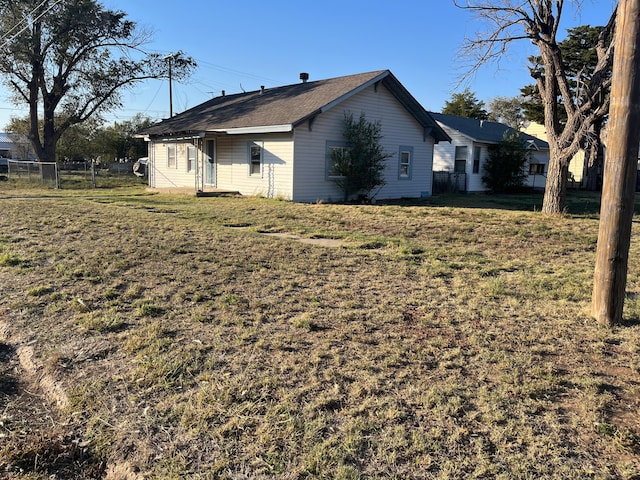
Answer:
[158, 132, 206, 142]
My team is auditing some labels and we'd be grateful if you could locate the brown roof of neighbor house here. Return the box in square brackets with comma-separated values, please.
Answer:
[139, 70, 450, 142]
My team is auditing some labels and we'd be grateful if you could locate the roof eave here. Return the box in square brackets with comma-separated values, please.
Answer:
[142, 130, 206, 141]
[217, 124, 293, 135]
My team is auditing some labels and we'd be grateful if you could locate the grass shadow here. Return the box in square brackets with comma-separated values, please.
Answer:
[620, 317, 640, 328]
[0, 342, 15, 362]
[379, 190, 612, 216]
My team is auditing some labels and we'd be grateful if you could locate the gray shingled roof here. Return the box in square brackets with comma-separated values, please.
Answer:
[140, 70, 449, 142]
[0, 132, 30, 152]
[430, 112, 549, 150]
[0, 134, 12, 152]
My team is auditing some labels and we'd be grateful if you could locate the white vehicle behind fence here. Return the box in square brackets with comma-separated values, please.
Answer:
[133, 157, 148, 177]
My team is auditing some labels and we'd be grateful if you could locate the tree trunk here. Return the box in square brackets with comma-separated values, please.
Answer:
[542, 150, 569, 214]
[42, 99, 58, 163]
[592, 0, 640, 326]
[28, 14, 44, 162]
[538, 42, 569, 215]
[585, 120, 604, 191]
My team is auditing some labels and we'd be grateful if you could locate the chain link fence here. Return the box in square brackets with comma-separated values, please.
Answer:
[2, 159, 146, 189]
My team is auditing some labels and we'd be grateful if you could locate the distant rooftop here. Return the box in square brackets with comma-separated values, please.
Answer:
[430, 113, 549, 150]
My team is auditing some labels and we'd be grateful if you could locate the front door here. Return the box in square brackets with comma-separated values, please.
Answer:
[205, 139, 216, 186]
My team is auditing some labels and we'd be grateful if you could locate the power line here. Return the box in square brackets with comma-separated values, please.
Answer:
[136, 79, 166, 118]
[0, 105, 28, 111]
[194, 58, 284, 86]
[0, 0, 47, 43]
[141, 47, 286, 88]
[0, 0, 64, 51]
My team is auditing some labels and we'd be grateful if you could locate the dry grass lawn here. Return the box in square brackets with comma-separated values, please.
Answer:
[1, 185, 639, 479]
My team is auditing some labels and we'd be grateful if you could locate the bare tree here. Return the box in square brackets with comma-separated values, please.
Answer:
[454, 0, 616, 214]
[592, 0, 640, 326]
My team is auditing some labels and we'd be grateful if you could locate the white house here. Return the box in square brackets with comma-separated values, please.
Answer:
[0, 132, 35, 160]
[431, 113, 550, 192]
[138, 70, 450, 202]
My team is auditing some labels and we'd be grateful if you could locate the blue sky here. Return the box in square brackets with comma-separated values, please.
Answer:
[0, 0, 618, 128]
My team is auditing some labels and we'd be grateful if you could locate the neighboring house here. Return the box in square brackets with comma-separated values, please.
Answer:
[138, 70, 450, 202]
[0, 132, 34, 160]
[522, 121, 589, 187]
[431, 113, 550, 192]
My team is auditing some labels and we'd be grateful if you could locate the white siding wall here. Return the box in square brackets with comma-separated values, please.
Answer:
[433, 130, 488, 192]
[292, 84, 436, 203]
[215, 134, 294, 199]
[149, 140, 198, 189]
[433, 130, 461, 172]
[434, 126, 551, 192]
[526, 150, 550, 189]
[149, 135, 294, 198]
[149, 84, 438, 202]
[468, 145, 489, 192]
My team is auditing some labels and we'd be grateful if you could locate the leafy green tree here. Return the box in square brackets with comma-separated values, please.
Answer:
[519, 83, 546, 126]
[0, 0, 196, 163]
[330, 112, 392, 202]
[7, 113, 154, 163]
[487, 96, 524, 130]
[482, 131, 530, 193]
[442, 88, 489, 120]
[521, 25, 610, 126]
[93, 114, 155, 163]
[55, 118, 101, 162]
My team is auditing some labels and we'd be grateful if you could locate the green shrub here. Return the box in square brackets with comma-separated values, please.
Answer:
[482, 131, 530, 192]
[330, 112, 392, 202]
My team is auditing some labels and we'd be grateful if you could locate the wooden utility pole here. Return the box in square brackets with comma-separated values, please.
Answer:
[592, 0, 640, 325]
[165, 53, 174, 117]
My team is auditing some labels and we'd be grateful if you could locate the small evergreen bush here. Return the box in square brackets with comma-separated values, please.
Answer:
[330, 112, 392, 202]
[482, 131, 530, 193]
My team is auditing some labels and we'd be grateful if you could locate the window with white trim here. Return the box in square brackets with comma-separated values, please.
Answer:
[529, 163, 545, 175]
[167, 145, 176, 169]
[249, 142, 263, 176]
[326, 142, 349, 179]
[473, 146, 481, 174]
[187, 145, 196, 172]
[454, 146, 467, 173]
[398, 146, 413, 179]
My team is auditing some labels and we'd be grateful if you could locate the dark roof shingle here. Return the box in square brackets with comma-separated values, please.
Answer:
[140, 70, 449, 142]
[430, 112, 549, 150]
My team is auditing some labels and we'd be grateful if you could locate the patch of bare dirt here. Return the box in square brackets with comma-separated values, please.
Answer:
[0, 323, 105, 479]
